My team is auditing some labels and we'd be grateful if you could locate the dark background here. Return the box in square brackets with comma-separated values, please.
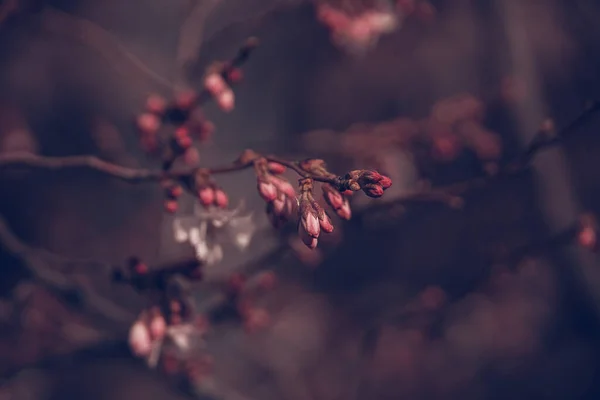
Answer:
[2, 0, 600, 399]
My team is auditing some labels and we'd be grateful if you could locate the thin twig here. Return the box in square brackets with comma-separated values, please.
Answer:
[0, 215, 134, 325]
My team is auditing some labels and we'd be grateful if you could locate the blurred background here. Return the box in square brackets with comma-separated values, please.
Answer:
[2, 0, 600, 399]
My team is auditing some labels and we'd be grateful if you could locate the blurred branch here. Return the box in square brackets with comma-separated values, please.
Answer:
[0, 214, 134, 325]
[40, 7, 174, 92]
[176, 0, 221, 87]
[359, 101, 600, 218]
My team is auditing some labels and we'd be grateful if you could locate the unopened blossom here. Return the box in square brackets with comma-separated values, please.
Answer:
[204, 73, 227, 95]
[297, 181, 332, 249]
[145, 94, 167, 115]
[257, 176, 278, 202]
[217, 89, 235, 112]
[198, 187, 215, 207]
[267, 162, 286, 175]
[150, 313, 167, 340]
[214, 188, 229, 208]
[129, 320, 152, 357]
[137, 113, 160, 135]
[322, 183, 352, 220]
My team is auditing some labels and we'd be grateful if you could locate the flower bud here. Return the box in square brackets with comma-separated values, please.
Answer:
[214, 189, 229, 208]
[338, 198, 352, 220]
[299, 224, 318, 249]
[137, 113, 160, 135]
[217, 89, 235, 112]
[149, 314, 166, 340]
[164, 200, 178, 213]
[300, 207, 321, 238]
[204, 73, 227, 96]
[271, 176, 296, 198]
[226, 68, 243, 83]
[198, 187, 215, 206]
[323, 187, 344, 210]
[267, 162, 286, 175]
[258, 179, 278, 202]
[363, 183, 384, 198]
[129, 320, 151, 357]
[166, 184, 183, 199]
[145, 94, 167, 115]
[378, 175, 392, 189]
[318, 210, 334, 233]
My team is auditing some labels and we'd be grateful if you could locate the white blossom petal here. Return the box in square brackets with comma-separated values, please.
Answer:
[173, 220, 188, 243]
[189, 227, 201, 245]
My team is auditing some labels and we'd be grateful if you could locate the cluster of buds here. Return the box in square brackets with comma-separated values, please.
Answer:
[255, 159, 297, 228]
[129, 298, 211, 377]
[203, 69, 240, 112]
[192, 171, 229, 209]
[136, 91, 213, 155]
[133, 39, 259, 215]
[297, 178, 334, 249]
[342, 169, 392, 198]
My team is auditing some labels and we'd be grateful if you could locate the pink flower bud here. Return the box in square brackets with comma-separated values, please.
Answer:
[299, 224, 318, 249]
[199, 187, 215, 206]
[379, 175, 392, 189]
[267, 162, 286, 175]
[258, 179, 278, 202]
[318, 212, 334, 233]
[338, 198, 352, 220]
[227, 68, 243, 83]
[271, 176, 296, 198]
[324, 188, 344, 210]
[301, 210, 321, 238]
[272, 195, 286, 215]
[363, 184, 384, 198]
[166, 185, 183, 199]
[214, 189, 229, 208]
[129, 320, 151, 357]
[217, 89, 235, 112]
[149, 314, 166, 340]
[137, 113, 160, 135]
[164, 200, 178, 213]
[204, 73, 227, 96]
[579, 227, 597, 250]
[146, 94, 167, 115]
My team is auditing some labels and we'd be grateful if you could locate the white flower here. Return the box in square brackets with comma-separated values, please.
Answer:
[173, 201, 255, 265]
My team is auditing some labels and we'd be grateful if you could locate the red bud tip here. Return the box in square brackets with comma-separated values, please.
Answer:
[137, 113, 160, 135]
[258, 180, 278, 202]
[165, 200, 178, 213]
[379, 175, 392, 189]
[267, 162, 287, 175]
[145, 94, 167, 115]
[199, 187, 215, 206]
[214, 189, 229, 208]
